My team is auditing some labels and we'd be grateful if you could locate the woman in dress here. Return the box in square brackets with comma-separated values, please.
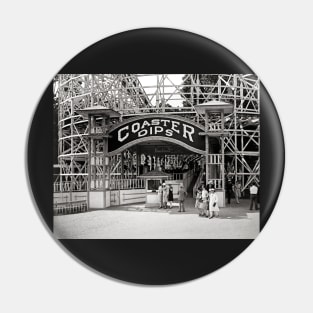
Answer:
[194, 186, 202, 216]
[201, 184, 209, 217]
[162, 183, 168, 209]
[168, 184, 174, 209]
[208, 188, 219, 218]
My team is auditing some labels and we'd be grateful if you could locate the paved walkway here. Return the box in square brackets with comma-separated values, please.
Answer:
[54, 198, 259, 239]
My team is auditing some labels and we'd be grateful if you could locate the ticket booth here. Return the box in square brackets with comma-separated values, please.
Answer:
[139, 170, 170, 207]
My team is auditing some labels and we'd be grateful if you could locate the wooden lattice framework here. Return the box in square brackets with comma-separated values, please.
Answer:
[54, 74, 259, 194]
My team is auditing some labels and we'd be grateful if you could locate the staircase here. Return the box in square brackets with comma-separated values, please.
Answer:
[192, 169, 204, 198]
[187, 171, 200, 196]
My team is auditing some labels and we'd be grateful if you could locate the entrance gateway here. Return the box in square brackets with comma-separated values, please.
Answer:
[77, 109, 232, 210]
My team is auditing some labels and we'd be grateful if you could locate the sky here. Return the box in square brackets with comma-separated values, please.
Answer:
[137, 74, 185, 107]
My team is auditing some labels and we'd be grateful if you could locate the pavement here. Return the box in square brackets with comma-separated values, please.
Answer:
[54, 198, 259, 239]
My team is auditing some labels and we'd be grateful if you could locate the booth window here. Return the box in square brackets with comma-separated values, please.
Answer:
[147, 180, 160, 192]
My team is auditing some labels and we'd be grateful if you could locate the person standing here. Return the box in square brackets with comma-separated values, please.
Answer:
[233, 180, 242, 204]
[201, 184, 209, 217]
[207, 180, 214, 190]
[178, 184, 187, 212]
[168, 184, 174, 209]
[157, 183, 163, 209]
[162, 183, 168, 209]
[208, 188, 219, 218]
[195, 186, 203, 216]
[249, 183, 258, 210]
[226, 176, 233, 204]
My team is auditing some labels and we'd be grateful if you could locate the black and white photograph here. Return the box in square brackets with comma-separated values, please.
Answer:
[53, 74, 260, 239]
[4, 0, 313, 311]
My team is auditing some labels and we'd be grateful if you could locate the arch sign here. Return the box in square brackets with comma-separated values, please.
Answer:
[108, 114, 205, 155]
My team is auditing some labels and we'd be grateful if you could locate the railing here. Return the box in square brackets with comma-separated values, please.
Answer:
[54, 193, 87, 203]
[193, 169, 204, 197]
[53, 181, 87, 192]
[210, 179, 223, 189]
[110, 178, 145, 190]
[182, 169, 196, 192]
[53, 200, 88, 216]
[90, 126, 108, 134]
[168, 172, 184, 180]
[208, 154, 222, 164]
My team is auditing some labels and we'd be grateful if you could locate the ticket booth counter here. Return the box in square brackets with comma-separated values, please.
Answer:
[139, 170, 170, 207]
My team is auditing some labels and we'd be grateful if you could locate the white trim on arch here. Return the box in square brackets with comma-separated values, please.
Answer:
[108, 114, 205, 133]
[107, 136, 205, 156]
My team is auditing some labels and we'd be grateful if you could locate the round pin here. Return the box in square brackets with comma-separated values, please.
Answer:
[27, 28, 284, 284]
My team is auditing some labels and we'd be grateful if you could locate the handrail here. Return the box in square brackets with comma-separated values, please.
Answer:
[182, 168, 196, 192]
[53, 181, 87, 192]
[53, 200, 88, 216]
[192, 169, 204, 197]
[110, 178, 145, 190]
[167, 172, 184, 180]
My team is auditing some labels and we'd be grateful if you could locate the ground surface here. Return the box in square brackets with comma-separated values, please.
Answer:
[54, 198, 259, 239]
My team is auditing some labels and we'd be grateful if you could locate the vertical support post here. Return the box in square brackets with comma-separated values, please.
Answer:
[233, 75, 238, 184]
[136, 145, 140, 176]
[218, 75, 221, 101]
[87, 114, 91, 209]
[190, 74, 194, 106]
[70, 78, 74, 202]
[205, 110, 209, 185]
[240, 81, 245, 188]
[92, 123, 97, 188]
[102, 115, 107, 208]
[221, 111, 225, 205]
[58, 75, 63, 197]
[156, 75, 159, 110]
[196, 75, 200, 106]
[88, 75, 94, 208]
[161, 75, 165, 113]
[121, 151, 124, 179]
[90, 74, 94, 107]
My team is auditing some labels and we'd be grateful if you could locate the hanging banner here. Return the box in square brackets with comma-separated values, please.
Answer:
[108, 115, 205, 155]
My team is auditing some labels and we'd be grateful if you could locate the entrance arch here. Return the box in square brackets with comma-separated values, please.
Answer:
[108, 114, 206, 156]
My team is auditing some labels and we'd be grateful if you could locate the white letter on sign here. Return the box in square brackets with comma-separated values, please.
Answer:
[171, 121, 180, 134]
[132, 122, 140, 133]
[183, 124, 194, 142]
[165, 129, 173, 137]
[138, 129, 148, 137]
[118, 126, 129, 142]
[154, 126, 163, 135]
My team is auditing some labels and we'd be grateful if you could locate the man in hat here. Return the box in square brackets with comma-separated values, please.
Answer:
[225, 176, 233, 205]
